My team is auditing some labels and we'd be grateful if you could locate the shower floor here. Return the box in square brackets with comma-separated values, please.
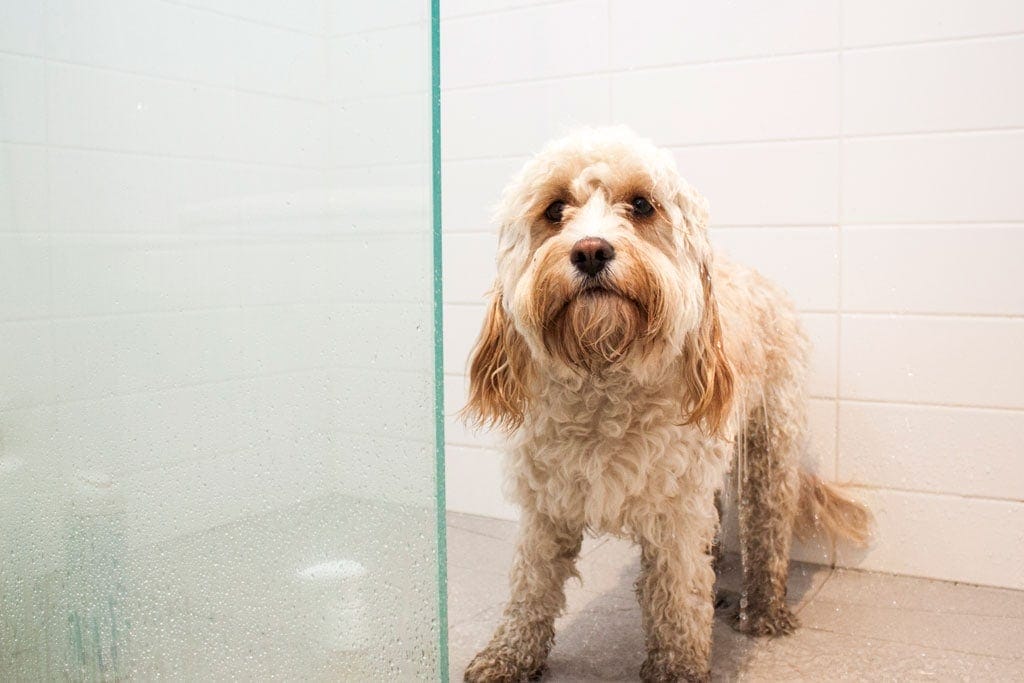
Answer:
[447, 512, 1024, 681]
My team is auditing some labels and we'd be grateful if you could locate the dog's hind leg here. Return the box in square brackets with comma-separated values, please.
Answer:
[732, 385, 803, 636]
[464, 510, 582, 682]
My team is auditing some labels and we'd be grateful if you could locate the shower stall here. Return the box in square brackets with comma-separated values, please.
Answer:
[0, 1, 446, 679]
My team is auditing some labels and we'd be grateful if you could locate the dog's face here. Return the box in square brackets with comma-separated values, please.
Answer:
[464, 128, 732, 433]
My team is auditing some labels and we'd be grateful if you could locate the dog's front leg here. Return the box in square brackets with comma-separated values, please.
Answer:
[636, 514, 716, 683]
[464, 509, 582, 683]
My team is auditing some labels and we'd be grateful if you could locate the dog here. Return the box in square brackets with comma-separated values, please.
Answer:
[460, 127, 870, 682]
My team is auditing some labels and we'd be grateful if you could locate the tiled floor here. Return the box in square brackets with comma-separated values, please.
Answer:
[447, 512, 1024, 681]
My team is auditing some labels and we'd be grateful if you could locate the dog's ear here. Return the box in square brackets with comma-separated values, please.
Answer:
[460, 286, 530, 431]
[681, 266, 734, 436]
[674, 181, 734, 435]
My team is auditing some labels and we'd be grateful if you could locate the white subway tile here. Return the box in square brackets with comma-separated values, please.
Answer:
[47, 64, 328, 167]
[443, 0, 608, 89]
[842, 226, 1024, 315]
[443, 77, 610, 160]
[442, 0, 554, 19]
[614, 54, 839, 145]
[51, 309, 255, 402]
[446, 445, 518, 520]
[844, 37, 1024, 135]
[330, 0, 426, 34]
[331, 302, 433, 371]
[840, 315, 1024, 408]
[233, 240, 332, 305]
[330, 93, 431, 166]
[327, 366, 434, 438]
[711, 227, 839, 311]
[0, 2, 46, 55]
[48, 149, 325, 234]
[47, 0, 327, 100]
[0, 236, 51, 321]
[177, 0, 327, 34]
[674, 141, 839, 226]
[835, 489, 1024, 590]
[0, 145, 48, 233]
[443, 232, 499, 304]
[50, 236, 226, 316]
[0, 56, 46, 144]
[231, 90, 329, 167]
[839, 401, 1024, 499]
[843, 0, 1024, 47]
[842, 132, 1024, 223]
[444, 304, 488, 376]
[242, 304, 337, 374]
[322, 234, 433, 303]
[610, 0, 840, 68]
[0, 322, 56, 411]
[801, 313, 838, 397]
[328, 24, 429, 101]
[807, 398, 838, 477]
[51, 379, 260, 474]
[442, 157, 525, 232]
[235, 234, 432, 307]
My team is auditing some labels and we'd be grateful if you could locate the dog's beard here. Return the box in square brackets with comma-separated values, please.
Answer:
[543, 287, 647, 369]
[524, 244, 670, 371]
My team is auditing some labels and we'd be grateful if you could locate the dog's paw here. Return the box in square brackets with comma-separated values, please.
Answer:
[464, 648, 546, 683]
[730, 604, 799, 637]
[640, 651, 710, 683]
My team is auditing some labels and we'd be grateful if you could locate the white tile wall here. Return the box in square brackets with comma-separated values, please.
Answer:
[842, 0, 1024, 47]
[441, 0, 1024, 588]
[842, 132, 1024, 224]
[444, 0, 608, 89]
[842, 226, 1024, 315]
[613, 55, 840, 145]
[840, 315, 1024, 408]
[673, 141, 840, 226]
[0, 56, 46, 143]
[843, 37, 1024, 135]
[838, 401, 1024, 500]
[711, 227, 839, 311]
[609, 0, 840, 67]
[443, 76, 611, 159]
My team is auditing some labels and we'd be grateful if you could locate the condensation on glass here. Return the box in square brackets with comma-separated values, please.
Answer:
[0, 2, 443, 679]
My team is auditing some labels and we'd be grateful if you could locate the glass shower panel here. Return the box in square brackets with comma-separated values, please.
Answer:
[0, 1, 444, 679]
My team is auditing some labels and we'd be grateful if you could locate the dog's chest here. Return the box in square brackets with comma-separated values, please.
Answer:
[511, 379, 729, 533]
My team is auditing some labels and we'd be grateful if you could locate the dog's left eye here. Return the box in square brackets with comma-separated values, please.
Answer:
[631, 196, 655, 216]
[544, 200, 566, 223]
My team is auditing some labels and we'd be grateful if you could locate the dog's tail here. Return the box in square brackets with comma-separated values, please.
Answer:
[794, 471, 872, 546]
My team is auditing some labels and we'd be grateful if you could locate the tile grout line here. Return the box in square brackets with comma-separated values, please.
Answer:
[834, 0, 845, 491]
[441, 30, 1024, 93]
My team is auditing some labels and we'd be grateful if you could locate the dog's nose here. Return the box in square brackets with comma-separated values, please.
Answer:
[570, 237, 615, 277]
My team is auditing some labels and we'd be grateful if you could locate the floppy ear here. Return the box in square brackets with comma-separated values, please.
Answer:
[675, 180, 734, 435]
[681, 266, 734, 436]
[460, 286, 530, 431]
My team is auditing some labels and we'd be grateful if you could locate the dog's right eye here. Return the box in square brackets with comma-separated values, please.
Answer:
[544, 201, 566, 223]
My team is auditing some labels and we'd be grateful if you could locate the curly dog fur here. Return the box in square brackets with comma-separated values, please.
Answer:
[462, 127, 870, 682]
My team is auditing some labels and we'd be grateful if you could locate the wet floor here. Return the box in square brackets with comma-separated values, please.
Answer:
[447, 512, 1024, 681]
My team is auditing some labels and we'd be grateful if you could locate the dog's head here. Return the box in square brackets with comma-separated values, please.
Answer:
[463, 127, 732, 433]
